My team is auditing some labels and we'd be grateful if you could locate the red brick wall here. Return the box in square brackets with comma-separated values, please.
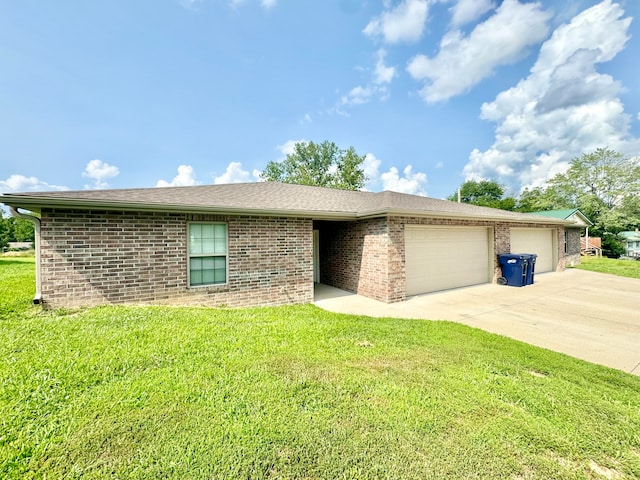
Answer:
[318, 216, 566, 304]
[39, 210, 313, 308]
[318, 218, 393, 302]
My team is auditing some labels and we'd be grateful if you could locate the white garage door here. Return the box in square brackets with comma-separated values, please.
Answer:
[405, 226, 491, 296]
[510, 228, 555, 273]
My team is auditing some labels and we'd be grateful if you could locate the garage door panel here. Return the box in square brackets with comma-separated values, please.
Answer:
[510, 228, 554, 273]
[405, 226, 490, 296]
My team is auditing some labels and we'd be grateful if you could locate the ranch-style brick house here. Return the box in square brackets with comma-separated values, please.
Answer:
[0, 182, 576, 309]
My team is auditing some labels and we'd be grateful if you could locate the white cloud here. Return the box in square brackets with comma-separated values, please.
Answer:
[261, 0, 276, 8]
[363, 0, 429, 44]
[381, 165, 428, 196]
[407, 0, 551, 103]
[362, 153, 428, 195]
[82, 159, 120, 189]
[213, 162, 256, 184]
[450, 0, 494, 27]
[363, 153, 382, 181]
[373, 49, 396, 84]
[340, 85, 376, 106]
[535, 49, 622, 114]
[335, 50, 395, 114]
[156, 165, 199, 187]
[0, 174, 68, 193]
[277, 139, 305, 156]
[464, 0, 639, 191]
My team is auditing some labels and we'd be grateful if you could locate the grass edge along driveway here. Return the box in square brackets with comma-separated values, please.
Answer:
[574, 255, 640, 279]
[2, 258, 640, 479]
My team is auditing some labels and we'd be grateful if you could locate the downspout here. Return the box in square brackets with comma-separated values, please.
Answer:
[9, 207, 42, 305]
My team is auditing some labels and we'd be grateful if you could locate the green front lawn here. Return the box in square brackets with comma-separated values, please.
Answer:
[575, 255, 640, 279]
[2, 258, 640, 479]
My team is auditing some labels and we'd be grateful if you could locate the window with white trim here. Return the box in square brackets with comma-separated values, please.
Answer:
[188, 223, 227, 286]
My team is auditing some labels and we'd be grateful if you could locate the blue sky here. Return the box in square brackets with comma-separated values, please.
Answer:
[1, 0, 638, 200]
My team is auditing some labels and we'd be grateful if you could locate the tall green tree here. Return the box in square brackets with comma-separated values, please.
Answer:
[0, 214, 10, 251]
[517, 148, 640, 215]
[598, 194, 640, 234]
[515, 186, 569, 212]
[8, 217, 34, 242]
[260, 140, 367, 191]
[515, 148, 640, 257]
[546, 148, 639, 231]
[548, 148, 640, 211]
[447, 180, 516, 211]
[0, 213, 35, 249]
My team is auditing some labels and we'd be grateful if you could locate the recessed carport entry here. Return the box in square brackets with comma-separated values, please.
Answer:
[405, 225, 493, 296]
[313, 229, 320, 283]
[510, 228, 556, 273]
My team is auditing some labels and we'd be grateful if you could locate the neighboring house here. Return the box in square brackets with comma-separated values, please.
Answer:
[580, 237, 602, 256]
[620, 230, 640, 258]
[1, 183, 577, 309]
[7, 241, 33, 250]
[531, 209, 593, 266]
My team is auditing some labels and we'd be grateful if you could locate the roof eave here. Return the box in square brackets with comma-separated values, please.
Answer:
[357, 208, 571, 225]
[1, 195, 572, 224]
[0, 196, 358, 220]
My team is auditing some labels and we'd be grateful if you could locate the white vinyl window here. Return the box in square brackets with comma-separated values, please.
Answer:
[188, 223, 227, 287]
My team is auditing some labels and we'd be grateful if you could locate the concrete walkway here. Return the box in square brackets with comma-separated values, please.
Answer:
[314, 269, 640, 376]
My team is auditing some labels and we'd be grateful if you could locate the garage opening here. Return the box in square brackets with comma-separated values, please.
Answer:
[405, 226, 493, 296]
[510, 228, 556, 273]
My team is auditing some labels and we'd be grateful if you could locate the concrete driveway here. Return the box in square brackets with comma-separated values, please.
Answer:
[314, 269, 640, 376]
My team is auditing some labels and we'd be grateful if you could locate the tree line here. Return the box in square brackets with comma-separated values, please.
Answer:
[0, 215, 35, 250]
[2, 143, 637, 258]
[446, 148, 640, 257]
[262, 142, 638, 258]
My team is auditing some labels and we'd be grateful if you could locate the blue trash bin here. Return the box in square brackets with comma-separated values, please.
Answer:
[524, 254, 537, 285]
[498, 254, 528, 287]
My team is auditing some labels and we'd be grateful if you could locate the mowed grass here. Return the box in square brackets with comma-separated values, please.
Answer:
[2, 259, 640, 479]
[575, 255, 640, 279]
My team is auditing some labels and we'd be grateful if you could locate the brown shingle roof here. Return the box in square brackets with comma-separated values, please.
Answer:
[0, 182, 569, 224]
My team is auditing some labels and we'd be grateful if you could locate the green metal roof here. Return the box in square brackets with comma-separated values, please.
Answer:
[531, 209, 579, 220]
[620, 231, 640, 241]
[531, 208, 593, 226]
